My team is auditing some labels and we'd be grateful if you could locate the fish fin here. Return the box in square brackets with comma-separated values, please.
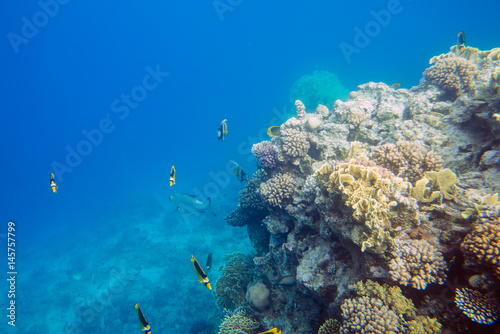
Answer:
[206, 197, 217, 216]
[180, 193, 199, 198]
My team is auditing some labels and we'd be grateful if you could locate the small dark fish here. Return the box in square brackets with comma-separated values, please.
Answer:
[277, 275, 296, 286]
[135, 303, 151, 333]
[457, 31, 466, 47]
[217, 119, 228, 141]
[267, 126, 281, 137]
[169, 165, 176, 186]
[206, 252, 213, 273]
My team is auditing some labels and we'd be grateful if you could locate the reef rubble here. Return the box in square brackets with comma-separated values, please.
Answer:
[220, 45, 500, 334]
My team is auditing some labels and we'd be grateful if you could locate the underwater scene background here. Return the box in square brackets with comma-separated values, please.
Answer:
[1, 0, 500, 333]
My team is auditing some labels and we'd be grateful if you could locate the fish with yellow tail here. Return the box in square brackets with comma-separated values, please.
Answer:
[191, 255, 211, 290]
[258, 328, 281, 334]
[50, 173, 57, 194]
[169, 165, 176, 186]
[217, 119, 228, 141]
[135, 303, 151, 333]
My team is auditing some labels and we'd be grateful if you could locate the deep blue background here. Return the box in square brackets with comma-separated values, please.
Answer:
[1, 0, 499, 252]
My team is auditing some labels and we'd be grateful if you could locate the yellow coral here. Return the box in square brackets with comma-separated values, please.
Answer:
[461, 221, 500, 279]
[406, 316, 442, 334]
[314, 160, 399, 253]
[318, 319, 340, 334]
[218, 308, 260, 334]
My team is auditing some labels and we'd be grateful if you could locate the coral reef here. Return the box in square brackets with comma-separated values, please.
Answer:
[372, 141, 443, 183]
[340, 296, 403, 333]
[259, 174, 296, 208]
[215, 254, 255, 311]
[454, 287, 500, 325]
[218, 308, 260, 334]
[388, 239, 447, 290]
[461, 220, 500, 279]
[290, 70, 349, 109]
[245, 282, 270, 312]
[423, 57, 477, 95]
[318, 319, 341, 334]
[221, 45, 500, 333]
[279, 128, 310, 158]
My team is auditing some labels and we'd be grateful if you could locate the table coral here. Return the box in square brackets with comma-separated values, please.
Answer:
[259, 174, 296, 207]
[454, 287, 500, 325]
[340, 296, 403, 334]
[388, 239, 448, 290]
[460, 221, 500, 279]
[280, 128, 310, 158]
[423, 57, 477, 95]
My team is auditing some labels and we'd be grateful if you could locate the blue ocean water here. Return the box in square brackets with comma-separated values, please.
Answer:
[0, 0, 499, 333]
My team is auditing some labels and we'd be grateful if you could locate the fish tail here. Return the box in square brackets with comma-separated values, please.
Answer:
[206, 197, 217, 216]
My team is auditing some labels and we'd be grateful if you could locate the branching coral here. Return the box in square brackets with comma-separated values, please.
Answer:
[280, 128, 310, 158]
[429, 45, 500, 64]
[406, 316, 442, 334]
[353, 280, 416, 318]
[388, 239, 448, 290]
[340, 296, 403, 334]
[218, 308, 260, 334]
[460, 221, 500, 279]
[372, 141, 443, 184]
[454, 287, 500, 325]
[224, 208, 250, 227]
[238, 178, 267, 216]
[215, 254, 255, 311]
[252, 141, 278, 169]
[259, 174, 296, 207]
[314, 160, 399, 253]
[318, 319, 341, 334]
[423, 57, 477, 94]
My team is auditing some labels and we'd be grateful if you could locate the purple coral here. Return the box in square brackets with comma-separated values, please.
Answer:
[258, 144, 277, 169]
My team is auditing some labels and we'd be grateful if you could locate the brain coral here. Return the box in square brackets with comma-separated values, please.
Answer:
[260, 174, 295, 207]
[388, 239, 448, 290]
[280, 128, 310, 158]
[372, 141, 443, 184]
[340, 296, 403, 334]
[290, 70, 349, 109]
[423, 57, 477, 94]
[461, 221, 500, 279]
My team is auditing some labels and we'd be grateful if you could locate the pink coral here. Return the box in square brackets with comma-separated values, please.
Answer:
[257, 144, 277, 169]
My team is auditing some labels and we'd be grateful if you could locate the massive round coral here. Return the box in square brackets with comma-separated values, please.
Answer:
[461, 221, 500, 279]
[280, 128, 310, 158]
[388, 239, 448, 290]
[259, 174, 296, 207]
[423, 57, 477, 94]
[340, 296, 403, 334]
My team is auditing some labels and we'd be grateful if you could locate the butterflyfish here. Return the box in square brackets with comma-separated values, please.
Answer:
[191, 255, 211, 290]
[169, 165, 176, 186]
[217, 119, 228, 141]
[50, 173, 57, 194]
[267, 126, 281, 137]
[229, 160, 249, 183]
[390, 83, 401, 89]
[258, 328, 281, 334]
[206, 252, 213, 273]
[135, 303, 151, 333]
[457, 31, 466, 47]
[256, 163, 267, 175]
